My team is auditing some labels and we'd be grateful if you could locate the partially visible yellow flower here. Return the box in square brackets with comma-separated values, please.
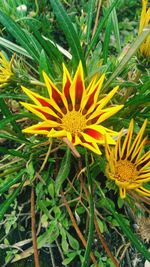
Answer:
[21, 62, 123, 154]
[0, 51, 14, 87]
[139, 0, 150, 57]
[105, 119, 150, 198]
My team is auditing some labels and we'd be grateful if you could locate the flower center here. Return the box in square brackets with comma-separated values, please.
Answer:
[61, 110, 87, 135]
[115, 160, 138, 182]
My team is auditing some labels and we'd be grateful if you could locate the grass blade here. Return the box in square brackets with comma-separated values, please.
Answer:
[103, 14, 112, 64]
[0, 37, 33, 58]
[0, 10, 40, 63]
[0, 169, 26, 194]
[103, 25, 150, 91]
[0, 177, 26, 221]
[86, 0, 119, 55]
[86, 0, 96, 44]
[109, 0, 121, 53]
[49, 0, 86, 73]
[102, 198, 150, 261]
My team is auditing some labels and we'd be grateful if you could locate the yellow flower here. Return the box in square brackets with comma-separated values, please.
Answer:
[0, 51, 14, 87]
[21, 62, 123, 154]
[139, 0, 150, 57]
[105, 119, 150, 198]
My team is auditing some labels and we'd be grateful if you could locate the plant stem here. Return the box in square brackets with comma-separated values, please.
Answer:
[31, 186, 40, 267]
[81, 151, 94, 267]
[61, 191, 98, 267]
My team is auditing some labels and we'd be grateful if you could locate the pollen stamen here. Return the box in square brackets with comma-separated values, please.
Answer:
[115, 160, 138, 182]
[61, 110, 86, 135]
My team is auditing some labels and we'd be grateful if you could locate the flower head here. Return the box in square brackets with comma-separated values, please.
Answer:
[105, 119, 150, 198]
[21, 62, 123, 154]
[139, 0, 150, 58]
[0, 51, 14, 87]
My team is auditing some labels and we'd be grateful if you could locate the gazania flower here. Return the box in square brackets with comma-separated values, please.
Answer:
[105, 119, 150, 198]
[0, 51, 14, 87]
[139, 0, 150, 58]
[21, 62, 123, 154]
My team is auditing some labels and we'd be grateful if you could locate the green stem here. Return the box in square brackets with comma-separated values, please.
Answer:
[81, 151, 94, 267]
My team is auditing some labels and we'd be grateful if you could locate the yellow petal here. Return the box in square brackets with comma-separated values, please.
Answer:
[135, 186, 150, 197]
[22, 122, 52, 135]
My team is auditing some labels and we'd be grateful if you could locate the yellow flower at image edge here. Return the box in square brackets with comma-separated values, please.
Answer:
[21, 62, 123, 154]
[105, 119, 150, 198]
[139, 0, 150, 57]
[0, 51, 14, 86]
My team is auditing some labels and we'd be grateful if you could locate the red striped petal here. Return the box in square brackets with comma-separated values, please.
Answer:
[82, 86, 98, 115]
[34, 126, 52, 131]
[63, 69, 72, 110]
[34, 107, 61, 122]
[35, 96, 51, 107]
[84, 128, 103, 140]
[51, 84, 67, 113]
[87, 112, 105, 124]
[74, 72, 84, 111]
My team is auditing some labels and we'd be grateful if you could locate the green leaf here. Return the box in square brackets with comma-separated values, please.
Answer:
[0, 37, 33, 58]
[102, 198, 150, 261]
[109, 0, 121, 53]
[66, 232, 79, 250]
[60, 227, 68, 253]
[0, 10, 41, 63]
[0, 98, 25, 140]
[39, 49, 52, 80]
[0, 147, 27, 159]
[37, 220, 59, 247]
[87, 0, 119, 55]
[103, 25, 150, 91]
[0, 169, 26, 194]
[0, 133, 29, 144]
[62, 252, 77, 265]
[49, 0, 86, 73]
[103, 13, 112, 64]
[86, 0, 95, 44]
[0, 177, 26, 221]
[55, 148, 71, 195]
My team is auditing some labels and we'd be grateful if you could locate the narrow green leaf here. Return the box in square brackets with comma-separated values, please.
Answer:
[102, 198, 150, 261]
[49, 0, 86, 73]
[0, 133, 29, 144]
[109, 0, 121, 53]
[0, 37, 33, 59]
[39, 49, 53, 80]
[0, 169, 26, 194]
[0, 177, 26, 221]
[0, 112, 37, 129]
[86, 0, 95, 44]
[33, 29, 63, 65]
[103, 14, 112, 64]
[0, 10, 40, 62]
[103, 25, 150, 91]
[87, 0, 119, 55]
[55, 148, 71, 195]
[0, 147, 27, 159]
